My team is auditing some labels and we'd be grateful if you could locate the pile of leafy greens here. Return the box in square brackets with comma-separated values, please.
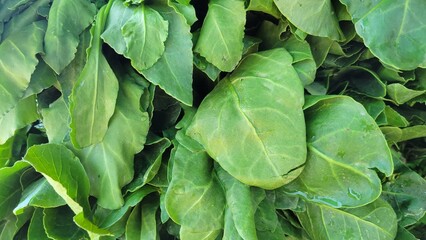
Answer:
[1, 0, 425, 239]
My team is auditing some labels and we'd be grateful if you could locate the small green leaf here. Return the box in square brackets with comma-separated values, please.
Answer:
[43, 0, 96, 74]
[274, 0, 344, 40]
[43, 207, 87, 240]
[195, 0, 246, 72]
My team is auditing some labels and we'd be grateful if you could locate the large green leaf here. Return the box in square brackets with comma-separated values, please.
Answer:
[0, 21, 45, 117]
[194, 0, 246, 72]
[28, 208, 50, 240]
[121, 3, 168, 71]
[165, 133, 225, 237]
[23, 144, 91, 215]
[75, 78, 149, 209]
[297, 199, 398, 240]
[43, 0, 96, 74]
[273, 0, 344, 40]
[141, 2, 193, 106]
[283, 96, 393, 208]
[69, 3, 119, 148]
[340, 0, 426, 70]
[42, 97, 70, 143]
[187, 49, 306, 189]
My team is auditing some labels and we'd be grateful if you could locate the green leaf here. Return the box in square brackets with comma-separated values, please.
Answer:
[0, 161, 30, 220]
[0, 207, 33, 239]
[0, 95, 38, 145]
[28, 208, 50, 240]
[23, 144, 91, 215]
[340, 0, 426, 70]
[298, 198, 398, 240]
[125, 200, 159, 240]
[125, 138, 171, 193]
[74, 78, 149, 209]
[141, 2, 193, 106]
[247, 0, 281, 18]
[0, 21, 45, 117]
[43, 207, 87, 240]
[187, 49, 306, 189]
[216, 166, 257, 240]
[283, 96, 393, 208]
[273, 0, 344, 40]
[171, 1, 197, 26]
[43, 0, 96, 74]
[384, 106, 409, 127]
[121, 4, 168, 71]
[95, 185, 157, 228]
[194, 0, 246, 72]
[13, 177, 66, 215]
[69, 3, 119, 148]
[23, 60, 57, 98]
[42, 97, 71, 143]
[165, 134, 225, 236]
[387, 83, 426, 105]
[382, 152, 426, 227]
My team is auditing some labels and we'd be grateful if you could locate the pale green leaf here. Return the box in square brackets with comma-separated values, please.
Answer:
[125, 200, 159, 240]
[141, 3, 193, 106]
[43, 0, 96, 74]
[0, 95, 38, 145]
[0, 21, 45, 117]
[70, 4, 119, 148]
[297, 199, 398, 240]
[194, 0, 246, 72]
[42, 97, 70, 143]
[247, 0, 281, 18]
[340, 0, 426, 70]
[74, 78, 149, 209]
[387, 83, 426, 105]
[187, 49, 306, 189]
[165, 134, 225, 235]
[284, 96, 393, 208]
[122, 4, 168, 71]
[274, 0, 344, 40]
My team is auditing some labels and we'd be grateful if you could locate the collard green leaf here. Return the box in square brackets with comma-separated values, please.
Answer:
[28, 208, 50, 240]
[95, 185, 157, 228]
[1, 0, 50, 39]
[43, 207, 87, 240]
[247, 0, 281, 18]
[69, 4, 119, 148]
[387, 83, 426, 105]
[297, 198, 398, 240]
[122, 4, 168, 71]
[0, 95, 38, 145]
[75, 78, 149, 209]
[0, 161, 30, 220]
[43, 0, 96, 74]
[23, 144, 90, 215]
[125, 200, 159, 240]
[171, 1, 197, 26]
[382, 151, 426, 227]
[283, 96, 393, 208]
[42, 97, 70, 143]
[125, 138, 171, 193]
[13, 177, 66, 215]
[340, 0, 426, 70]
[23, 60, 57, 98]
[0, 207, 32, 240]
[0, 21, 45, 117]
[141, 2, 193, 106]
[165, 134, 225, 236]
[273, 0, 344, 40]
[194, 0, 246, 72]
[216, 166, 257, 240]
[187, 49, 306, 189]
